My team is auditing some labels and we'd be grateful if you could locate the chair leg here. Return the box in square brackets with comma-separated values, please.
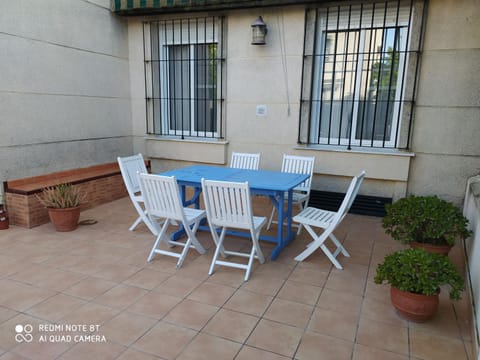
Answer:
[131, 202, 159, 236]
[329, 233, 350, 258]
[129, 215, 143, 231]
[147, 220, 170, 262]
[244, 231, 265, 281]
[209, 227, 227, 276]
[184, 221, 206, 255]
[294, 224, 347, 269]
[295, 203, 304, 236]
[176, 237, 192, 269]
[266, 206, 276, 230]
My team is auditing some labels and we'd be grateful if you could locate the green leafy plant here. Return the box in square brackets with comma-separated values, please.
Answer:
[382, 195, 471, 246]
[36, 183, 85, 209]
[374, 248, 464, 300]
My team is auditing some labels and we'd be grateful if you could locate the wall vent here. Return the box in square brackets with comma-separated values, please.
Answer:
[309, 190, 392, 217]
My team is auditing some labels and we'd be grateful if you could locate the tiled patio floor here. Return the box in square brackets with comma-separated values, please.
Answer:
[0, 197, 475, 360]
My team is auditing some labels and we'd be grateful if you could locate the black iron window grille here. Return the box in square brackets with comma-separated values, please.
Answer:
[299, 1, 425, 149]
[143, 16, 225, 139]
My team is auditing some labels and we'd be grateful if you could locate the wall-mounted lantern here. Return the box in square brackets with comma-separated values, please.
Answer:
[251, 16, 267, 45]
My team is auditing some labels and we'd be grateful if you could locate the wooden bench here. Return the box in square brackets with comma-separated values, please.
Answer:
[4, 161, 149, 228]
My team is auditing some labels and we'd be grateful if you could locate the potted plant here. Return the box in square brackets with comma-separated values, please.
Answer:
[382, 195, 471, 255]
[36, 183, 85, 232]
[374, 248, 464, 322]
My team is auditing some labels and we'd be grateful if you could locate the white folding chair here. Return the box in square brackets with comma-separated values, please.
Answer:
[267, 154, 315, 235]
[230, 152, 261, 170]
[117, 154, 159, 235]
[201, 179, 266, 281]
[293, 171, 366, 269]
[138, 173, 207, 268]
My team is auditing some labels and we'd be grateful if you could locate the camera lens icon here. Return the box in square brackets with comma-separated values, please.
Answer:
[15, 324, 33, 343]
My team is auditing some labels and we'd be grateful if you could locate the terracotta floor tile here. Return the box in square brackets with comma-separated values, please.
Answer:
[295, 331, 353, 360]
[176, 332, 241, 360]
[287, 267, 329, 287]
[100, 312, 156, 346]
[264, 298, 313, 328]
[58, 341, 126, 360]
[163, 299, 218, 331]
[317, 288, 363, 316]
[0, 307, 19, 324]
[127, 292, 180, 319]
[116, 348, 161, 360]
[93, 284, 148, 309]
[239, 273, 285, 296]
[308, 307, 359, 342]
[0, 313, 47, 351]
[187, 282, 236, 307]
[203, 309, 259, 343]
[356, 318, 408, 355]
[246, 319, 303, 358]
[205, 268, 246, 288]
[92, 263, 142, 283]
[60, 302, 120, 326]
[12, 339, 72, 360]
[352, 343, 410, 360]
[132, 321, 197, 359]
[410, 328, 469, 360]
[360, 297, 408, 327]
[235, 346, 290, 360]
[324, 272, 367, 296]
[25, 293, 86, 321]
[254, 261, 295, 280]
[122, 268, 171, 290]
[153, 275, 202, 298]
[276, 280, 322, 306]
[62, 277, 117, 300]
[0, 280, 56, 312]
[224, 289, 273, 316]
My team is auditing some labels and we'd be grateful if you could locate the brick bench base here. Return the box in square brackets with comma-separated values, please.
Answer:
[3, 162, 145, 228]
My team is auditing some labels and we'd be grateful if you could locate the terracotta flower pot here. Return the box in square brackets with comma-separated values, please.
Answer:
[411, 241, 452, 256]
[390, 286, 439, 322]
[47, 206, 80, 232]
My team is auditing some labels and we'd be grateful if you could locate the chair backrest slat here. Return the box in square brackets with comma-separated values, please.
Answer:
[230, 152, 261, 170]
[281, 155, 315, 193]
[118, 154, 148, 196]
[138, 173, 184, 221]
[202, 179, 254, 229]
[334, 171, 366, 224]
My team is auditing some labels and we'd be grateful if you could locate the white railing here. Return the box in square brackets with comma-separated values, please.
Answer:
[463, 175, 480, 360]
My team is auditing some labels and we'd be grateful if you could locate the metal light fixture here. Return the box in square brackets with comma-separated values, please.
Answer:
[251, 16, 267, 45]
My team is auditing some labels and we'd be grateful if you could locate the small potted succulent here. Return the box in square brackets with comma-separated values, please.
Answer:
[36, 183, 85, 232]
[374, 248, 464, 322]
[382, 195, 471, 255]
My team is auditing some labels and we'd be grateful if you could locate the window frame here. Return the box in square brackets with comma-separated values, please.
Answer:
[143, 16, 225, 139]
[299, 1, 425, 150]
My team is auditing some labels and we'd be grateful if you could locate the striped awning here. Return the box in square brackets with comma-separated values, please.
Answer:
[111, 0, 324, 15]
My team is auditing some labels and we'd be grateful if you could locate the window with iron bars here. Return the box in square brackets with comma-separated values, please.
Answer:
[299, 0, 424, 149]
[143, 16, 225, 139]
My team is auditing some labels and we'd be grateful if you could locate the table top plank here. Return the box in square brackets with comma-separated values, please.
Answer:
[162, 165, 309, 192]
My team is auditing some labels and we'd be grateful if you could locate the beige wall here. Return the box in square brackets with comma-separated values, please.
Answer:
[409, 0, 480, 205]
[128, 0, 479, 204]
[0, 0, 133, 202]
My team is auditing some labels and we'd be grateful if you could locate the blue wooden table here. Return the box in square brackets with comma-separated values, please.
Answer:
[161, 165, 309, 260]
